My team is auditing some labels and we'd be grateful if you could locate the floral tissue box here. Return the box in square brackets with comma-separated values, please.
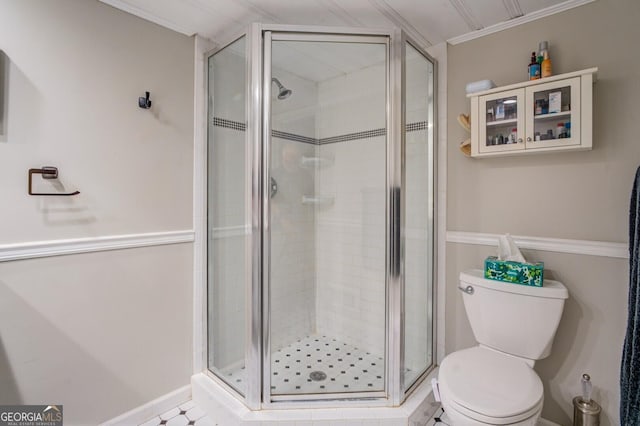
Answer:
[484, 256, 544, 287]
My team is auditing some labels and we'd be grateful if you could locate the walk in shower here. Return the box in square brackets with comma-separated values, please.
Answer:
[204, 24, 435, 410]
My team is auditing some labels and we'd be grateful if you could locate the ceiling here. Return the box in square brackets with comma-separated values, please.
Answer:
[271, 41, 387, 83]
[100, 0, 595, 48]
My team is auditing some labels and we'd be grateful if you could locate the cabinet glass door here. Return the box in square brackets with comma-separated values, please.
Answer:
[478, 88, 525, 154]
[525, 77, 580, 149]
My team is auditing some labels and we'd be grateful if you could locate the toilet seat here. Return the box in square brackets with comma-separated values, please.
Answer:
[439, 346, 543, 424]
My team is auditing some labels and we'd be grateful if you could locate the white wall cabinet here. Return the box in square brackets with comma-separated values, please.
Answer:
[469, 68, 597, 157]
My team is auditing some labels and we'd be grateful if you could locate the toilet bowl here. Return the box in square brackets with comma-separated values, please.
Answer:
[438, 270, 568, 425]
[439, 347, 543, 425]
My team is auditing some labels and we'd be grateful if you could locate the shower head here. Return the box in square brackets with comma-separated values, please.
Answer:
[272, 77, 292, 100]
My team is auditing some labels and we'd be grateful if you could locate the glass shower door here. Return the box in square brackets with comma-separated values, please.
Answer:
[403, 42, 435, 391]
[265, 34, 388, 398]
[206, 36, 249, 396]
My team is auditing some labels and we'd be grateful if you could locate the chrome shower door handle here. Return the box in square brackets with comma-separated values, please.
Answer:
[270, 177, 278, 198]
[457, 285, 474, 295]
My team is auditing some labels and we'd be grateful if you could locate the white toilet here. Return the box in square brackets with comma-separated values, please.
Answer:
[438, 269, 569, 425]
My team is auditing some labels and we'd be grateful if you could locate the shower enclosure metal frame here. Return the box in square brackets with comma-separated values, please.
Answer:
[203, 23, 437, 410]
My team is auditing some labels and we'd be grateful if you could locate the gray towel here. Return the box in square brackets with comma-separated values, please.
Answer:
[621, 166, 640, 425]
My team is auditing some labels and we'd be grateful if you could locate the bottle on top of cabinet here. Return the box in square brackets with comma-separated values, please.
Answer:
[538, 41, 548, 57]
[539, 41, 553, 78]
[541, 51, 552, 78]
[528, 52, 540, 80]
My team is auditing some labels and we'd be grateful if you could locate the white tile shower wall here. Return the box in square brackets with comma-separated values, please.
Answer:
[315, 61, 387, 357]
[270, 138, 317, 351]
[271, 66, 319, 139]
[269, 67, 319, 351]
[315, 64, 386, 138]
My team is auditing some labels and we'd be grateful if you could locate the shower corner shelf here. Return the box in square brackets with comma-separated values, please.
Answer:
[301, 195, 335, 207]
[301, 156, 334, 169]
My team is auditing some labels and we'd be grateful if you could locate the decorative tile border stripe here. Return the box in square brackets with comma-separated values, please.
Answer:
[318, 128, 386, 145]
[212, 117, 246, 131]
[272, 130, 317, 145]
[406, 121, 428, 132]
[212, 117, 428, 144]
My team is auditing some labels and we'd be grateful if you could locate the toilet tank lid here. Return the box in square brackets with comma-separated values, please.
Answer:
[460, 269, 568, 299]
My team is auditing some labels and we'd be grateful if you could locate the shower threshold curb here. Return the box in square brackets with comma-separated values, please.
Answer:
[191, 370, 439, 424]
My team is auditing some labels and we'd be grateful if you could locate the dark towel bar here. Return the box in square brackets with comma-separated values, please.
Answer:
[28, 167, 80, 196]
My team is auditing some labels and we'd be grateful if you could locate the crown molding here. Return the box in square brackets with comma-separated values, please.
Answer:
[447, 0, 597, 45]
[100, 0, 195, 36]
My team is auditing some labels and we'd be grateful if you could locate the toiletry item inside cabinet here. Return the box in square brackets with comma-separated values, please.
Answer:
[468, 68, 596, 157]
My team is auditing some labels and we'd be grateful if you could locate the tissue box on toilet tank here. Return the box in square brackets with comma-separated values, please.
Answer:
[484, 256, 544, 287]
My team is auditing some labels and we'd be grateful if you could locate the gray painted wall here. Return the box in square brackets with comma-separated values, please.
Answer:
[0, 1, 194, 424]
[446, 1, 640, 424]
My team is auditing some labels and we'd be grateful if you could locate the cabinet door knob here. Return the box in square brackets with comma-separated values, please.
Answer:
[526, 137, 532, 142]
[518, 138, 523, 143]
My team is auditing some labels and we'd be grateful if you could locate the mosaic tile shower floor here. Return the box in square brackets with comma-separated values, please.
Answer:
[224, 334, 395, 394]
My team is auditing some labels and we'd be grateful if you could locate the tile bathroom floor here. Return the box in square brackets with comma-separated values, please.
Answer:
[224, 334, 391, 394]
[140, 401, 443, 426]
[140, 403, 553, 426]
[139, 401, 214, 426]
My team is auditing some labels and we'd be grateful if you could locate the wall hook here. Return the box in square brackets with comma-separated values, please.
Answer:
[138, 91, 152, 109]
[28, 166, 80, 196]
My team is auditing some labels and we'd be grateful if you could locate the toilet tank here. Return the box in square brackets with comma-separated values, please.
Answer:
[459, 270, 569, 360]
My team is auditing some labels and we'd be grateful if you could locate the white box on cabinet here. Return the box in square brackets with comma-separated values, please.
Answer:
[548, 91, 562, 114]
